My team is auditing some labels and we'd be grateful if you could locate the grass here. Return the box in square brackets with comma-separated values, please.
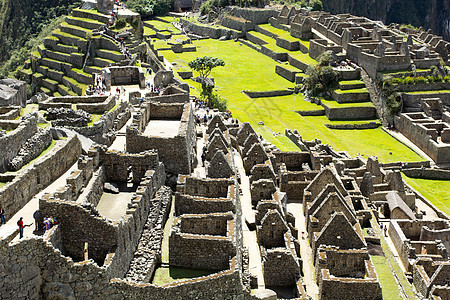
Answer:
[152, 267, 215, 286]
[73, 8, 107, 17]
[143, 27, 157, 36]
[339, 80, 365, 85]
[371, 255, 404, 300]
[402, 174, 450, 216]
[144, 20, 180, 33]
[20, 104, 39, 116]
[23, 140, 57, 168]
[257, 23, 310, 48]
[334, 88, 369, 94]
[160, 38, 424, 162]
[0, 182, 5, 188]
[407, 90, 450, 94]
[67, 16, 104, 26]
[321, 98, 374, 108]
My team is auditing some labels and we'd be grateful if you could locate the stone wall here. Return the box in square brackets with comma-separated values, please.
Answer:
[126, 102, 195, 174]
[225, 6, 279, 24]
[180, 19, 244, 40]
[262, 247, 300, 287]
[0, 135, 81, 219]
[0, 115, 37, 172]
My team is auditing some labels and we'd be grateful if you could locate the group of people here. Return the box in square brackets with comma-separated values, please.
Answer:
[87, 74, 107, 95]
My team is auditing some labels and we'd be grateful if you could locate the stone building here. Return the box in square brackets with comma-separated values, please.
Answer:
[0, 79, 27, 107]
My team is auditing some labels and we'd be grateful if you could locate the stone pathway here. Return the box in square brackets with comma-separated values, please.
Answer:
[287, 202, 319, 300]
[0, 157, 78, 241]
[233, 149, 265, 288]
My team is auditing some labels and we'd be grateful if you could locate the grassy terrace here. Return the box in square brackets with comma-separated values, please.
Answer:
[159, 38, 424, 161]
[339, 80, 365, 85]
[371, 255, 404, 300]
[72, 8, 107, 17]
[321, 98, 374, 108]
[144, 20, 181, 33]
[144, 27, 157, 36]
[334, 88, 369, 94]
[67, 16, 104, 26]
[407, 90, 450, 94]
[402, 174, 450, 216]
[257, 23, 310, 48]
[152, 267, 215, 286]
[52, 28, 87, 42]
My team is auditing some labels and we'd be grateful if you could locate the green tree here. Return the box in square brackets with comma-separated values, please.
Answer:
[188, 56, 225, 79]
[188, 56, 225, 107]
[310, 0, 323, 11]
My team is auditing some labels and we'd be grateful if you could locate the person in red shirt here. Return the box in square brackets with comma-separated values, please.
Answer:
[17, 217, 24, 238]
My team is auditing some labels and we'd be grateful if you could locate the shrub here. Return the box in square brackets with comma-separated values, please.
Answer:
[210, 92, 227, 112]
[305, 65, 338, 96]
[444, 75, 450, 82]
[317, 51, 332, 67]
[126, 0, 174, 18]
[405, 76, 414, 85]
[386, 93, 402, 116]
[111, 18, 127, 30]
[200, 0, 229, 15]
[310, 0, 323, 11]
[414, 76, 427, 84]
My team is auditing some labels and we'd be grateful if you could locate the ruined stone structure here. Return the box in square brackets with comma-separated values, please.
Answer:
[0, 79, 27, 107]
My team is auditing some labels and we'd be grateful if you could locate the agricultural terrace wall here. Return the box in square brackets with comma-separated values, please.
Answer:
[321, 103, 377, 120]
[0, 135, 81, 219]
[402, 168, 450, 180]
[0, 107, 20, 120]
[0, 115, 37, 173]
[225, 6, 279, 24]
[180, 19, 244, 39]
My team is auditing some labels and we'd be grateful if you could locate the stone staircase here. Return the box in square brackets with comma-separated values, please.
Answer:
[19, 8, 132, 96]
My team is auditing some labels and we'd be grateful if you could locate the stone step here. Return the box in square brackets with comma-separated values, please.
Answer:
[62, 76, 86, 96]
[41, 78, 59, 92]
[57, 84, 78, 96]
[52, 43, 80, 55]
[84, 65, 103, 75]
[68, 68, 93, 85]
[52, 28, 87, 50]
[40, 58, 72, 73]
[60, 22, 90, 39]
[96, 49, 124, 61]
[72, 8, 110, 24]
[44, 49, 71, 63]
[66, 16, 104, 30]
[39, 86, 52, 96]
[338, 80, 366, 90]
[331, 88, 370, 103]
[93, 57, 115, 68]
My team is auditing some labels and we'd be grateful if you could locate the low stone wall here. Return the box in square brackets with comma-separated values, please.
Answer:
[0, 107, 20, 120]
[393, 81, 450, 93]
[287, 54, 309, 72]
[224, 6, 279, 24]
[403, 168, 450, 180]
[9, 128, 52, 171]
[331, 90, 369, 103]
[180, 19, 244, 40]
[77, 96, 116, 114]
[221, 15, 254, 32]
[275, 65, 301, 82]
[402, 92, 450, 107]
[321, 103, 377, 121]
[0, 119, 20, 131]
[0, 135, 81, 219]
[0, 115, 37, 173]
[325, 122, 380, 130]
[243, 89, 293, 98]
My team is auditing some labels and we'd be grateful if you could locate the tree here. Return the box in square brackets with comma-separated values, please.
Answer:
[188, 56, 225, 80]
[188, 56, 226, 109]
[310, 0, 323, 11]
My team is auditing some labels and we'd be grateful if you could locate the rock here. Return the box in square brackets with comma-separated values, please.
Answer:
[219, 36, 227, 41]
[252, 288, 277, 300]
[360, 172, 374, 197]
[104, 182, 119, 194]
[258, 121, 264, 125]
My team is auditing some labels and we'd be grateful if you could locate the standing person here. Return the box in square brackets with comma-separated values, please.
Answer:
[33, 210, 43, 231]
[0, 207, 6, 225]
[17, 217, 24, 238]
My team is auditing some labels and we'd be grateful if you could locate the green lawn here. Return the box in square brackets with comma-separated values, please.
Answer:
[402, 175, 450, 216]
[160, 38, 423, 162]
[0, 182, 5, 188]
[257, 23, 310, 48]
[152, 267, 215, 286]
[339, 80, 365, 85]
[321, 98, 374, 108]
[334, 88, 369, 94]
[407, 90, 450, 94]
[371, 255, 403, 300]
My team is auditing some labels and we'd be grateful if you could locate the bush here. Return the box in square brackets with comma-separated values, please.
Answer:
[310, 0, 323, 11]
[126, 0, 174, 18]
[210, 93, 227, 112]
[414, 76, 427, 84]
[305, 64, 338, 96]
[111, 18, 127, 30]
[386, 93, 402, 116]
[200, 0, 229, 15]
[317, 51, 332, 67]
[405, 76, 414, 85]
[444, 75, 450, 82]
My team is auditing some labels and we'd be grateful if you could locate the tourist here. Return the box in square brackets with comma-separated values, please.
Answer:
[384, 225, 388, 237]
[0, 207, 6, 225]
[33, 209, 43, 231]
[17, 217, 30, 238]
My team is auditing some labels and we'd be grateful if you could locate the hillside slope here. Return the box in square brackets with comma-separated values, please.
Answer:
[0, 0, 81, 63]
[321, 0, 450, 41]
